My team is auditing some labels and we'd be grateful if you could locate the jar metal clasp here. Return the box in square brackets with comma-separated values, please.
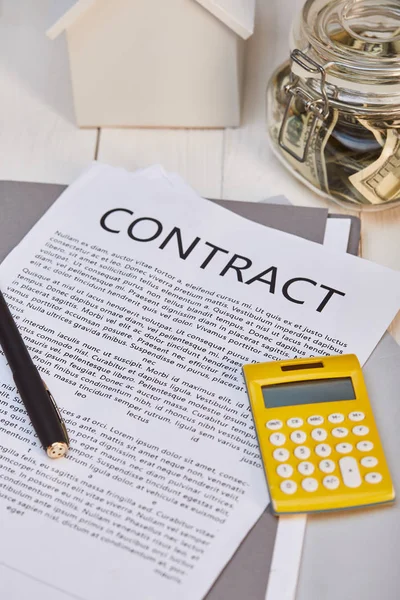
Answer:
[279, 49, 330, 163]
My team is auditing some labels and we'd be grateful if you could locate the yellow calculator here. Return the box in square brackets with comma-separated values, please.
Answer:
[243, 354, 395, 515]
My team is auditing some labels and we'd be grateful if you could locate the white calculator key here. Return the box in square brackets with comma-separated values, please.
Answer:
[319, 459, 335, 473]
[360, 456, 378, 468]
[352, 425, 369, 437]
[287, 417, 303, 428]
[273, 448, 290, 462]
[277, 464, 293, 478]
[339, 456, 362, 488]
[290, 430, 307, 444]
[266, 419, 283, 430]
[301, 477, 318, 492]
[307, 415, 324, 426]
[332, 427, 349, 438]
[323, 476, 340, 490]
[280, 480, 297, 495]
[357, 441, 374, 452]
[294, 446, 311, 460]
[311, 428, 328, 441]
[315, 444, 332, 457]
[365, 472, 382, 484]
[270, 433, 286, 446]
[298, 461, 315, 475]
[349, 411, 365, 422]
[328, 413, 344, 424]
[336, 443, 353, 454]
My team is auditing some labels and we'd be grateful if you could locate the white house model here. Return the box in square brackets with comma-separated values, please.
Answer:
[47, 0, 256, 128]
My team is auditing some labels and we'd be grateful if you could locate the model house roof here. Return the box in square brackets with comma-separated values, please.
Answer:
[194, 0, 255, 39]
[46, 0, 256, 41]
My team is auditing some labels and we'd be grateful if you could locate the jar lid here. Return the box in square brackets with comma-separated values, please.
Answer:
[291, 0, 400, 111]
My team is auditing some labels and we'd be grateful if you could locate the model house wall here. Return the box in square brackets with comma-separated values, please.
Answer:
[47, 0, 255, 128]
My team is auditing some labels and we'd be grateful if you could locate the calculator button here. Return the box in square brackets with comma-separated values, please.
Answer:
[319, 459, 335, 473]
[270, 433, 286, 446]
[273, 448, 290, 462]
[287, 417, 303, 428]
[323, 476, 340, 490]
[315, 444, 332, 457]
[280, 480, 297, 495]
[365, 472, 382, 484]
[301, 478, 318, 492]
[352, 425, 369, 437]
[277, 464, 293, 478]
[349, 411, 365, 422]
[339, 456, 362, 488]
[328, 413, 344, 424]
[360, 456, 378, 468]
[332, 427, 349, 438]
[298, 461, 315, 475]
[357, 441, 374, 452]
[266, 419, 283, 430]
[336, 443, 353, 454]
[290, 430, 307, 444]
[294, 446, 311, 460]
[311, 428, 327, 442]
[307, 415, 324, 426]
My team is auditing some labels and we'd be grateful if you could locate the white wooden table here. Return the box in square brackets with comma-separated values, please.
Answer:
[1, 0, 399, 352]
[1, 4, 400, 600]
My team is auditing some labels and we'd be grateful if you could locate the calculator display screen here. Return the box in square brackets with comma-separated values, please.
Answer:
[262, 377, 356, 409]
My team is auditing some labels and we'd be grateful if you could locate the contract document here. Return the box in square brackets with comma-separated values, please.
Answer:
[0, 164, 399, 600]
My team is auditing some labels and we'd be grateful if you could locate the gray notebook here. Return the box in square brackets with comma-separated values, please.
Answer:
[212, 197, 361, 256]
[0, 181, 365, 600]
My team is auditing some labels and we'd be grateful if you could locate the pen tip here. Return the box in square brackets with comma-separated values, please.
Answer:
[47, 442, 69, 459]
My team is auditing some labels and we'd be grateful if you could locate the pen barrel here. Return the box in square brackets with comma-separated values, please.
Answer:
[13, 366, 68, 449]
[0, 290, 33, 368]
[0, 290, 68, 449]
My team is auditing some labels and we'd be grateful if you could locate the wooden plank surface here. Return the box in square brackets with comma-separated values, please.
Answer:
[98, 129, 224, 200]
[0, 0, 97, 183]
[361, 206, 400, 341]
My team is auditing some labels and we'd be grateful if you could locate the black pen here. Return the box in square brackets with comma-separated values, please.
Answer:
[0, 289, 69, 458]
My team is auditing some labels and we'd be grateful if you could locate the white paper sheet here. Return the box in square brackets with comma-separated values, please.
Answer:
[0, 163, 399, 600]
[266, 216, 354, 600]
[323, 218, 352, 254]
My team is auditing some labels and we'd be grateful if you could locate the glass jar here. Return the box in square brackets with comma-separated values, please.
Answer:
[267, 0, 400, 210]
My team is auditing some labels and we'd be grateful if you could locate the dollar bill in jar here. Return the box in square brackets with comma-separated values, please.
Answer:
[349, 130, 400, 205]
